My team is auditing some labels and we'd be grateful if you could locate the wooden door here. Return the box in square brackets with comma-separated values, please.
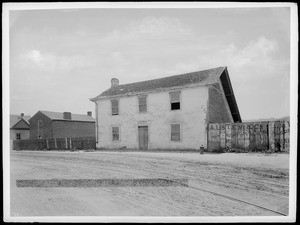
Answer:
[138, 126, 148, 150]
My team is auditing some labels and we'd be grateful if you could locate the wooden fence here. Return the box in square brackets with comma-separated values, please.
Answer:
[207, 120, 290, 152]
[13, 136, 96, 151]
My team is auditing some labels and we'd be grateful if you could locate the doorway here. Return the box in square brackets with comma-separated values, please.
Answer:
[138, 126, 148, 150]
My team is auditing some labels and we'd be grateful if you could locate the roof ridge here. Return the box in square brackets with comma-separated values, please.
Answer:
[39, 110, 91, 116]
[117, 66, 226, 87]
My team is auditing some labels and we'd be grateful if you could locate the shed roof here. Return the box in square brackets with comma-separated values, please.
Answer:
[91, 66, 226, 100]
[38, 110, 95, 122]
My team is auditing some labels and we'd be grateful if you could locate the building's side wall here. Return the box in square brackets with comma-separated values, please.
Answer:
[10, 129, 30, 140]
[208, 82, 233, 123]
[51, 121, 96, 139]
[29, 112, 52, 139]
[96, 86, 209, 150]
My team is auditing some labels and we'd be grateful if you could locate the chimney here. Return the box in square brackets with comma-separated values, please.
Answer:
[87, 111, 92, 116]
[63, 112, 72, 120]
[111, 78, 119, 88]
[20, 113, 24, 117]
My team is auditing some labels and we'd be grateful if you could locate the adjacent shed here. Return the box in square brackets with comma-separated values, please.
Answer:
[29, 110, 95, 139]
[10, 113, 31, 140]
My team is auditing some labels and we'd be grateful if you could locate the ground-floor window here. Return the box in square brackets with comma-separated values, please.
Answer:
[16, 133, 21, 140]
[171, 124, 181, 141]
[112, 127, 120, 141]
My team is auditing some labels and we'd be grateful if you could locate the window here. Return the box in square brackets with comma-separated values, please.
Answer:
[112, 127, 120, 141]
[170, 91, 181, 110]
[171, 124, 181, 141]
[111, 99, 119, 115]
[138, 96, 147, 113]
[38, 120, 43, 131]
[16, 133, 21, 140]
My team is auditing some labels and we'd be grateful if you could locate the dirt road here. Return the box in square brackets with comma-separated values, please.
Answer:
[10, 151, 289, 217]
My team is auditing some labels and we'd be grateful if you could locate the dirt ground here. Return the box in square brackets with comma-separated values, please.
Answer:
[9, 150, 289, 217]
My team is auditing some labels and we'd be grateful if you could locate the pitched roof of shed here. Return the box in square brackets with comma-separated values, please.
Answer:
[10, 115, 30, 128]
[92, 67, 226, 99]
[39, 110, 95, 122]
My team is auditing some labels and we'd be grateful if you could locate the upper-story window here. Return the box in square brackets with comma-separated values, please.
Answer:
[111, 99, 119, 115]
[38, 120, 43, 131]
[138, 96, 147, 113]
[170, 91, 181, 110]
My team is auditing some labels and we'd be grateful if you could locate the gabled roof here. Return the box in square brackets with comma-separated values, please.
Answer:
[37, 110, 95, 122]
[91, 67, 226, 100]
[90, 66, 242, 122]
[10, 115, 30, 129]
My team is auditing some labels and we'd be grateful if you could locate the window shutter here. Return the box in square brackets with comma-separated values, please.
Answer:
[170, 91, 180, 103]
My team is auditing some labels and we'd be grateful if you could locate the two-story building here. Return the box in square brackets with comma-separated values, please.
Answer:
[90, 66, 241, 150]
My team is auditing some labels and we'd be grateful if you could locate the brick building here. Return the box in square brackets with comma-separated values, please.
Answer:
[10, 113, 30, 140]
[90, 66, 241, 150]
[29, 110, 95, 139]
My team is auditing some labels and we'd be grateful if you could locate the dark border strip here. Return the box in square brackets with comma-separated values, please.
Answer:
[16, 178, 188, 188]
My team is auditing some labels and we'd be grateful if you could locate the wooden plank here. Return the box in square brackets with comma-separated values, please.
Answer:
[231, 124, 238, 150]
[260, 122, 269, 150]
[248, 123, 256, 151]
[225, 123, 231, 152]
[268, 121, 275, 151]
[236, 123, 245, 150]
[274, 121, 281, 151]
[207, 123, 220, 152]
[253, 122, 261, 150]
[220, 124, 226, 150]
[279, 121, 285, 151]
[284, 120, 290, 151]
[244, 123, 250, 151]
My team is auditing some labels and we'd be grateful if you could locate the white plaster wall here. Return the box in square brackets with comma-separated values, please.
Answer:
[96, 85, 209, 150]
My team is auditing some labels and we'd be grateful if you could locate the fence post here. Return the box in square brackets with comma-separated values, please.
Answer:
[69, 137, 72, 149]
[284, 120, 290, 152]
[54, 138, 57, 149]
[268, 121, 275, 151]
[46, 139, 49, 149]
[65, 137, 68, 149]
[225, 123, 232, 152]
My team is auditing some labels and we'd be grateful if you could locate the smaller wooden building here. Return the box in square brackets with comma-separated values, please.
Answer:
[10, 113, 31, 140]
[29, 110, 95, 139]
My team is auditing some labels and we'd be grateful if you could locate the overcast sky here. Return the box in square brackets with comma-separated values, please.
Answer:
[8, 5, 291, 120]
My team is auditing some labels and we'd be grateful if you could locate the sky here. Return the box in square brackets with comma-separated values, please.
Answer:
[8, 5, 292, 120]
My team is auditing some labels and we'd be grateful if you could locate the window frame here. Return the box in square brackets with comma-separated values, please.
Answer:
[169, 91, 181, 111]
[138, 95, 148, 113]
[16, 133, 21, 140]
[170, 123, 181, 142]
[111, 99, 119, 116]
[37, 120, 43, 132]
[112, 126, 120, 142]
